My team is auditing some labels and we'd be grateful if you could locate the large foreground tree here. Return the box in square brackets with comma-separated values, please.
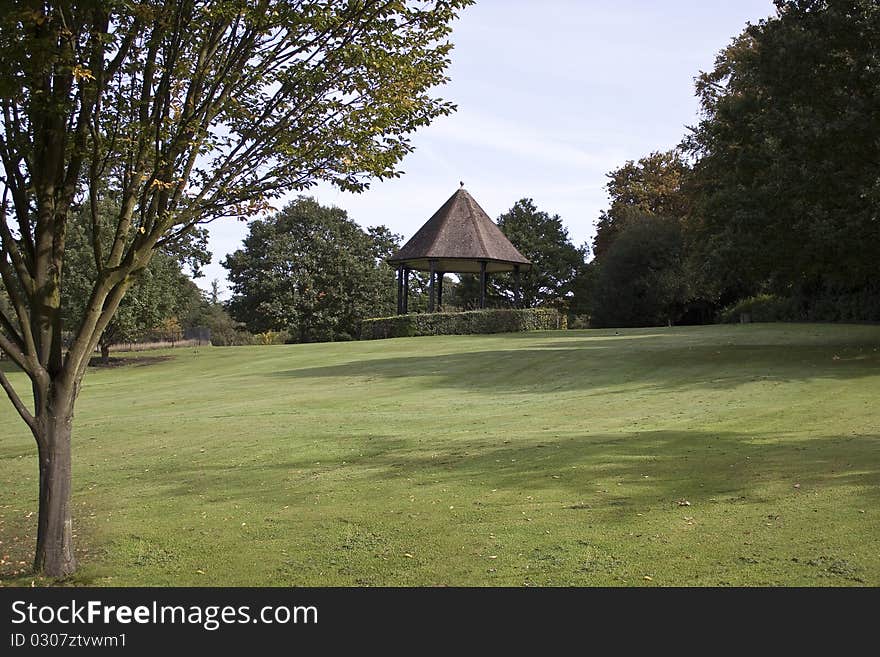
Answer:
[0, 0, 470, 576]
[62, 203, 209, 361]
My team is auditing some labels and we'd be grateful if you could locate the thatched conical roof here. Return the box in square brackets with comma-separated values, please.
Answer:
[388, 188, 531, 273]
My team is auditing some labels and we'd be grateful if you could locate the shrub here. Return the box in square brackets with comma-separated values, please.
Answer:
[211, 329, 258, 346]
[360, 308, 565, 340]
[254, 330, 290, 345]
[719, 294, 801, 323]
[567, 314, 591, 329]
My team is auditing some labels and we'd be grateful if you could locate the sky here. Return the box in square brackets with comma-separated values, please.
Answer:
[199, 0, 778, 296]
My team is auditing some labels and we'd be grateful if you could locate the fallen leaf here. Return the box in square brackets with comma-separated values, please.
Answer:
[643, 576, 653, 581]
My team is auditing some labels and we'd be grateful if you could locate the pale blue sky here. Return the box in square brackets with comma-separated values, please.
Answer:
[200, 0, 777, 295]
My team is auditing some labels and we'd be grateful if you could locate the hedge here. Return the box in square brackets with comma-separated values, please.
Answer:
[360, 308, 566, 340]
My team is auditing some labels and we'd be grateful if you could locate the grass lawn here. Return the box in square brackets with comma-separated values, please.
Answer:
[1, 323, 878, 586]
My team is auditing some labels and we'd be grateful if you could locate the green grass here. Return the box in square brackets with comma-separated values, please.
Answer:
[1, 323, 879, 586]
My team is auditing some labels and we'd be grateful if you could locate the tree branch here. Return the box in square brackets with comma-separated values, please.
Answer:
[0, 368, 37, 435]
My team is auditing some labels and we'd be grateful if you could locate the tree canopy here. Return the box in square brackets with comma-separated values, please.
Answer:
[0, 0, 471, 576]
[592, 150, 691, 259]
[586, 216, 688, 328]
[684, 0, 880, 303]
[496, 199, 586, 308]
[224, 197, 398, 342]
[576, 151, 692, 326]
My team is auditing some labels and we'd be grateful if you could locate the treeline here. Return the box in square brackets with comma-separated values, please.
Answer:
[221, 196, 587, 341]
[54, 201, 257, 358]
[579, 0, 880, 327]
[61, 1, 880, 345]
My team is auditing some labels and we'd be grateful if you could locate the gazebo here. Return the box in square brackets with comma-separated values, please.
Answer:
[388, 185, 531, 313]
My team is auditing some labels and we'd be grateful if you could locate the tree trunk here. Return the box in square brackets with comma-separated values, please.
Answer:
[33, 411, 76, 577]
[100, 343, 110, 364]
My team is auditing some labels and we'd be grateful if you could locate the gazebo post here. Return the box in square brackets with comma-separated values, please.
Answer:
[429, 259, 437, 312]
[513, 264, 521, 309]
[437, 272, 443, 310]
[479, 260, 487, 309]
[396, 265, 404, 315]
[403, 268, 410, 314]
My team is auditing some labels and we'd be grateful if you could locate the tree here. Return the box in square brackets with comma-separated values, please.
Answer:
[684, 0, 880, 305]
[575, 151, 699, 323]
[592, 150, 691, 258]
[447, 273, 481, 310]
[224, 197, 399, 341]
[586, 216, 688, 328]
[494, 199, 586, 308]
[62, 205, 207, 362]
[0, 0, 470, 576]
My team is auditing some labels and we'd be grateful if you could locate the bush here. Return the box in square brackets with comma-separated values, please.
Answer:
[567, 314, 591, 329]
[719, 294, 801, 323]
[254, 330, 290, 345]
[211, 329, 258, 346]
[360, 308, 565, 340]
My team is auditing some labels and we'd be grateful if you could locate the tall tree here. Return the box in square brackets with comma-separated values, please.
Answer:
[224, 197, 399, 341]
[495, 199, 586, 308]
[586, 216, 688, 328]
[684, 0, 880, 303]
[0, 0, 470, 576]
[576, 150, 697, 325]
[592, 150, 691, 258]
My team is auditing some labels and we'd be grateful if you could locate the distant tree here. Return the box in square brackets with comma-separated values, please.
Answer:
[592, 150, 691, 258]
[223, 198, 399, 341]
[684, 0, 880, 305]
[0, 0, 470, 576]
[95, 256, 198, 359]
[182, 292, 252, 347]
[587, 216, 688, 327]
[575, 150, 697, 324]
[157, 317, 183, 345]
[448, 273, 481, 310]
[494, 199, 586, 307]
[62, 206, 208, 362]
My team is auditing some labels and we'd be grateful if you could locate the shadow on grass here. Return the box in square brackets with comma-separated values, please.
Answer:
[5, 430, 877, 583]
[269, 340, 880, 394]
[0, 359, 23, 374]
[146, 429, 880, 513]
